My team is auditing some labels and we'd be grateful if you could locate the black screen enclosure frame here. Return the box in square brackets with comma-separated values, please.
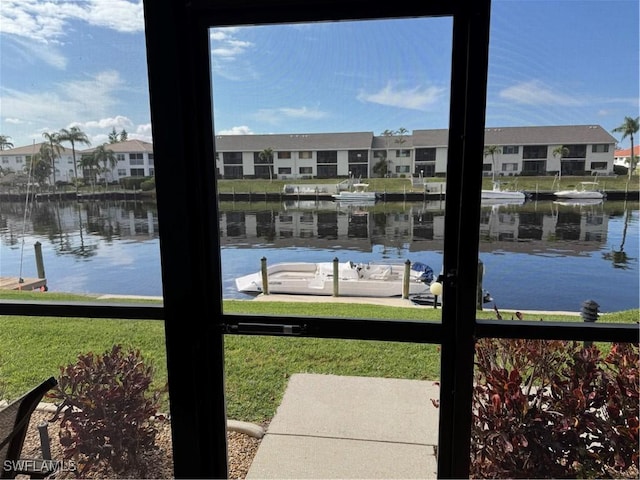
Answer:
[0, 1, 635, 479]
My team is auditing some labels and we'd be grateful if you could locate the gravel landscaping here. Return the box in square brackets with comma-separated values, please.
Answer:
[19, 408, 262, 479]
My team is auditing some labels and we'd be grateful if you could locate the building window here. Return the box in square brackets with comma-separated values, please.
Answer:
[130, 153, 144, 165]
[299, 151, 312, 159]
[117, 154, 125, 162]
[503, 145, 519, 154]
[396, 149, 410, 157]
[592, 144, 609, 153]
[317, 151, 337, 164]
[502, 163, 518, 172]
[278, 167, 292, 174]
[2, 158, 8, 164]
[564, 144, 587, 158]
[148, 154, 154, 165]
[254, 152, 273, 164]
[523, 145, 548, 159]
[299, 167, 312, 174]
[130, 168, 145, 176]
[117, 169, 127, 176]
[348, 150, 368, 162]
[590, 162, 607, 170]
[395, 165, 410, 173]
[415, 148, 436, 161]
[373, 150, 386, 159]
[149, 168, 155, 176]
[223, 152, 242, 164]
[278, 151, 292, 159]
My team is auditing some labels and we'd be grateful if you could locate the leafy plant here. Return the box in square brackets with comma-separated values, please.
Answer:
[48, 344, 162, 477]
[471, 337, 639, 478]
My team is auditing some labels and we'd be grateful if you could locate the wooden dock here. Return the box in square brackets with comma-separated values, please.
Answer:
[0, 277, 47, 291]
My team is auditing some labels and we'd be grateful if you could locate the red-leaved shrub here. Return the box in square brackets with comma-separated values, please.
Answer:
[48, 345, 162, 477]
[472, 338, 639, 478]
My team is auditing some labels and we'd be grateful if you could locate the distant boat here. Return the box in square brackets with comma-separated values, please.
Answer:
[481, 181, 527, 202]
[554, 181, 605, 200]
[235, 260, 435, 297]
[331, 183, 377, 202]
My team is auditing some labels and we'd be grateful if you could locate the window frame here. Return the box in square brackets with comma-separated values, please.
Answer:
[0, 2, 632, 480]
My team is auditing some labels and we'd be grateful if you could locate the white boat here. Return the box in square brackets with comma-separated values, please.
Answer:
[235, 260, 435, 297]
[553, 181, 604, 200]
[481, 181, 527, 202]
[332, 183, 377, 202]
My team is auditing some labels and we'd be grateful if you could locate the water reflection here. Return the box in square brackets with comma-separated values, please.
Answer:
[219, 199, 634, 259]
[0, 199, 637, 311]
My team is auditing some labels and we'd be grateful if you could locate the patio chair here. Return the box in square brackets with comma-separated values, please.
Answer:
[0, 377, 58, 479]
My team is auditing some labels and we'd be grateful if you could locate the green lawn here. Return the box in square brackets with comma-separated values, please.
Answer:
[0, 291, 637, 423]
[214, 175, 639, 194]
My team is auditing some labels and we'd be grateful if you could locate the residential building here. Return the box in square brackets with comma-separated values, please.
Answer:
[214, 124, 617, 180]
[614, 145, 640, 169]
[0, 142, 76, 183]
[0, 139, 155, 185]
[82, 140, 155, 183]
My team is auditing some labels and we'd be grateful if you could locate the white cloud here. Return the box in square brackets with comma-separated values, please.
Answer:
[357, 83, 445, 111]
[78, 115, 134, 130]
[499, 80, 583, 106]
[135, 123, 152, 137]
[252, 106, 328, 124]
[5, 118, 24, 124]
[218, 126, 254, 135]
[1, 70, 124, 142]
[0, 0, 144, 43]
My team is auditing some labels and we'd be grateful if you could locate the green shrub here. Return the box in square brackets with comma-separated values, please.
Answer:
[614, 164, 629, 176]
[140, 177, 155, 191]
[119, 176, 151, 190]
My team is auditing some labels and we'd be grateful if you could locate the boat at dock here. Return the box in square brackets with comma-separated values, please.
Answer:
[481, 181, 528, 202]
[235, 260, 435, 297]
[331, 183, 377, 202]
[553, 181, 605, 200]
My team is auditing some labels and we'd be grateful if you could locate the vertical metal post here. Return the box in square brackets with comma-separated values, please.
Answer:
[34, 242, 46, 279]
[476, 259, 484, 310]
[403, 259, 411, 299]
[38, 422, 52, 460]
[260, 257, 269, 295]
[333, 257, 339, 297]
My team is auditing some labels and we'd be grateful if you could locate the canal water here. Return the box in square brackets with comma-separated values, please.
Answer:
[0, 198, 637, 313]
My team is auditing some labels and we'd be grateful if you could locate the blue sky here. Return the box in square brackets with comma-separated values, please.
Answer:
[1, 0, 638, 150]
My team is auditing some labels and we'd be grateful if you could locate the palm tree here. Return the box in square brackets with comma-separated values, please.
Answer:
[612, 116, 639, 181]
[552, 145, 569, 186]
[483, 145, 502, 183]
[93, 143, 118, 189]
[79, 152, 100, 190]
[59, 126, 91, 194]
[42, 131, 62, 186]
[0, 135, 14, 150]
[258, 147, 274, 181]
[381, 129, 395, 177]
[29, 145, 54, 187]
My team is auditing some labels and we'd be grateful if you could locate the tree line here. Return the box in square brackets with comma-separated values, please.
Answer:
[0, 127, 128, 193]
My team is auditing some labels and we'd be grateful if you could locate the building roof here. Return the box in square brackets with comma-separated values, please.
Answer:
[0, 142, 72, 155]
[411, 129, 450, 147]
[81, 139, 154, 154]
[215, 132, 374, 151]
[481, 125, 617, 146]
[614, 145, 640, 157]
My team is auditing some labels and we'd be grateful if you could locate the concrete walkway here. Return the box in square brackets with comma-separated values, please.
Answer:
[246, 373, 441, 479]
